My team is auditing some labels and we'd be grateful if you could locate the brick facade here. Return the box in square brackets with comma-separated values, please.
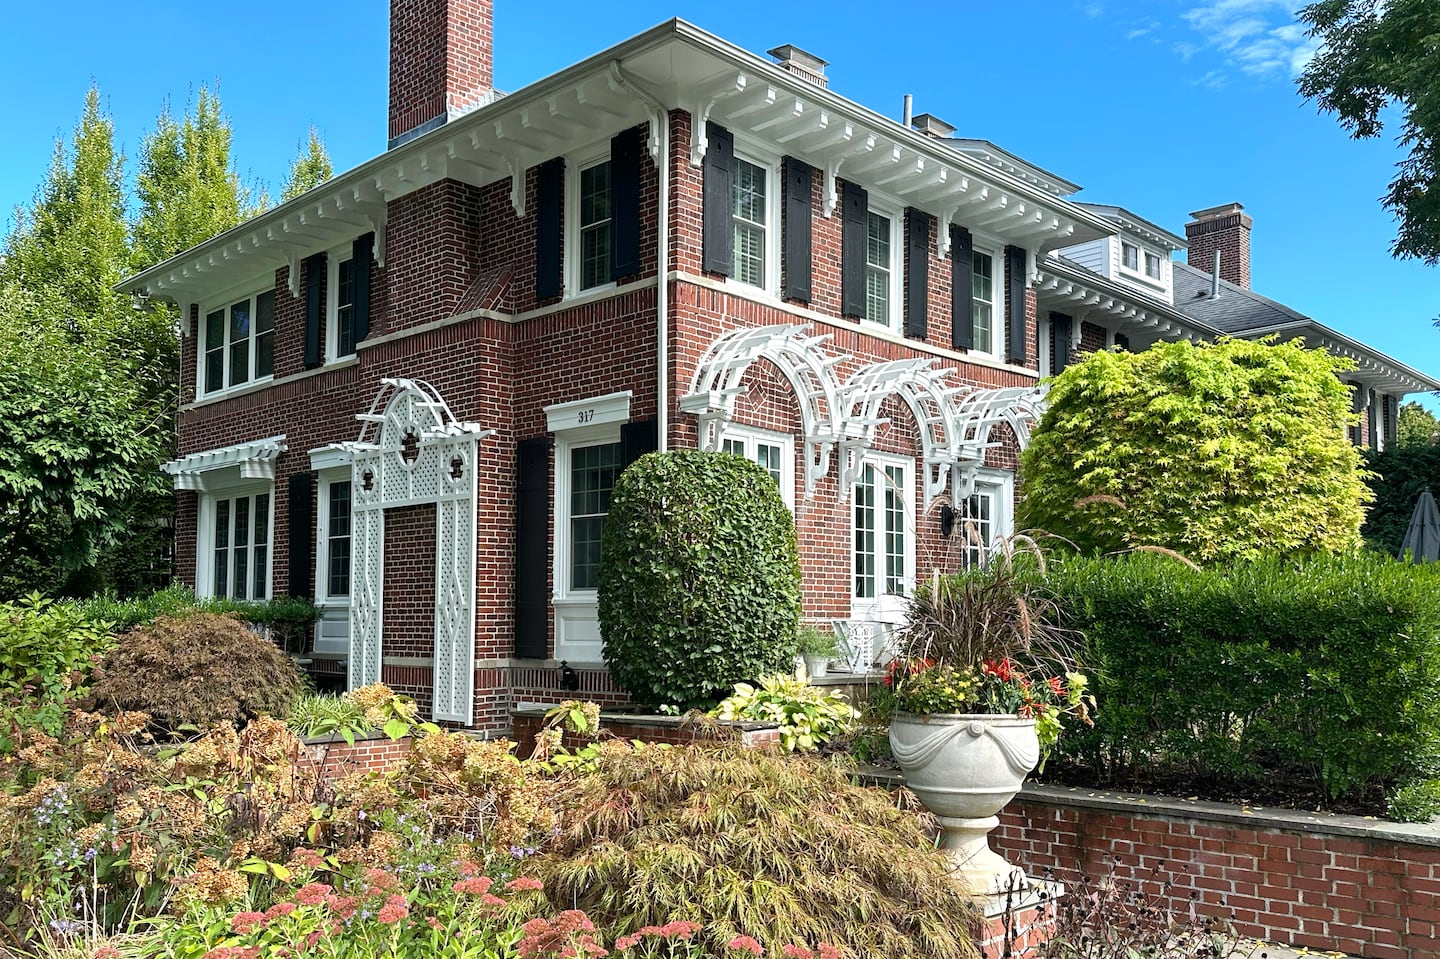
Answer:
[1185, 202, 1252, 290]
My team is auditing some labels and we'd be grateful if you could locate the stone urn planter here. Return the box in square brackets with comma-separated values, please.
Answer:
[889, 711, 1039, 895]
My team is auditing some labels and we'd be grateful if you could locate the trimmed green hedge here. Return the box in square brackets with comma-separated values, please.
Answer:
[598, 450, 801, 710]
[1044, 552, 1440, 801]
[69, 583, 319, 631]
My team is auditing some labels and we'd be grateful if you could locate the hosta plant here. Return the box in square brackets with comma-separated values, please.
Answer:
[711, 675, 857, 751]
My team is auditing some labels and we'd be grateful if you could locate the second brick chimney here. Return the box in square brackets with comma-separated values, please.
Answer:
[1185, 202, 1252, 289]
[389, 0, 494, 149]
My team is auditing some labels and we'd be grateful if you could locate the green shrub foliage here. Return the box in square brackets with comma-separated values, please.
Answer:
[1360, 442, 1440, 556]
[598, 450, 802, 709]
[538, 745, 982, 958]
[1045, 552, 1440, 802]
[0, 594, 113, 750]
[1019, 338, 1370, 564]
[84, 612, 306, 731]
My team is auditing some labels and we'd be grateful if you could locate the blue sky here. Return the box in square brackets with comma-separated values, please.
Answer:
[3, 0, 1436, 403]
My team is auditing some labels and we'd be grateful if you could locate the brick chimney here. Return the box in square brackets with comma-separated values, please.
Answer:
[1185, 202, 1252, 289]
[389, 0, 494, 149]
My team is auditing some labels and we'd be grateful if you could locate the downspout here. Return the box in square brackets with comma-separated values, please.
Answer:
[609, 61, 670, 452]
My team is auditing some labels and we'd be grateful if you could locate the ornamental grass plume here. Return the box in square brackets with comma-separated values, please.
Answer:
[533, 743, 982, 959]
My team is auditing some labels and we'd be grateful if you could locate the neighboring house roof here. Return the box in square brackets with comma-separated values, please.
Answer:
[1172, 261, 1440, 393]
[1040, 254, 1218, 342]
[1073, 203, 1188, 251]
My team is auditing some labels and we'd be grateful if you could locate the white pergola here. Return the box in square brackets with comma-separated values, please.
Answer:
[681, 323, 1048, 506]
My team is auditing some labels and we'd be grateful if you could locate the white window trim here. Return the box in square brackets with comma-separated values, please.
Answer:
[197, 274, 277, 399]
[1115, 237, 1168, 293]
[730, 132, 782, 297]
[960, 469, 1015, 567]
[861, 198, 904, 333]
[551, 422, 625, 605]
[566, 146, 616, 298]
[195, 482, 275, 600]
[325, 242, 355, 364]
[314, 468, 352, 606]
[852, 451, 916, 609]
[720, 424, 796, 509]
[969, 233, 1003, 358]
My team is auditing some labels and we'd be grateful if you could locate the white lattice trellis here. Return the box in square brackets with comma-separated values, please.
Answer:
[338, 378, 492, 724]
[678, 323, 846, 496]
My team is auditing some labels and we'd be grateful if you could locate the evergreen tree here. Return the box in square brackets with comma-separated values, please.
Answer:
[1397, 400, 1440, 447]
[281, 127, 334, 201]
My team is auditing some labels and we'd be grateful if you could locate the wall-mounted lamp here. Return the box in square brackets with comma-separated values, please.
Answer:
[558, 660, 580, 692]
[130, 289, 151, 311]
[939, 504, 956, 538]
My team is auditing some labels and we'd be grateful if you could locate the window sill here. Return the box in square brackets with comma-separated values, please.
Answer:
[182, 357, 358, 411]
[193, 376, 275, 405]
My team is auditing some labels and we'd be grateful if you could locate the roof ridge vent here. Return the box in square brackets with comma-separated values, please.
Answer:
[767, 44, 828, 88]
[911, 113, 956, 139]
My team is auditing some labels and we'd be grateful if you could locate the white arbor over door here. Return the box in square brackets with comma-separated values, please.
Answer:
[333, 378, 492, 724]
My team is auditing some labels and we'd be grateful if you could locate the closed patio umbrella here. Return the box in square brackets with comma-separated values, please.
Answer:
[1399, 489, 1440, 563]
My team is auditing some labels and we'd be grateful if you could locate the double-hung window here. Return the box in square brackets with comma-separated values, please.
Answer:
[732, 157, 768, 288]
[1144, 251, 1162, 280]
[327, 251, 359, 361]
[971, 248, 998, 354]
[853, 456, 914, 601]
[719, 426, 795, 507]
[957, 470, 1014, 569]
[203, 489, 272, 600]
[579, 159, 613, 291]
[324, 480, 352, 597]
[865, 211, 894, 327]
[201, 289, 275, 395]
[1121, 242, 1140, 272]
[568, 441, 623, 591]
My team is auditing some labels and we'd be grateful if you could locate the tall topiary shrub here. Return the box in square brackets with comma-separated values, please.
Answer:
[1019, 338, 1371, 565]
[598, 449, 801, 709]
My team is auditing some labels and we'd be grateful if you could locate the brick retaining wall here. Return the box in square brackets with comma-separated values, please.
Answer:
[991, 785, 1440, 959]
[300, 733, 413, 781]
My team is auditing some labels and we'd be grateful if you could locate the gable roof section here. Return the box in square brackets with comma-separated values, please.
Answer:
[1074, 203, 1188, 251]
[1172, 261, 1440, 393]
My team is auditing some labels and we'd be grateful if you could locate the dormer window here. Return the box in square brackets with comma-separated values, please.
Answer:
[1144, 252, 1162, 280]
[1122, 243, 1139, 272]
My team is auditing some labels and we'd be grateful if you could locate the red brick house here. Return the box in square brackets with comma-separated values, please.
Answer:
[119, 0, 1434, 729]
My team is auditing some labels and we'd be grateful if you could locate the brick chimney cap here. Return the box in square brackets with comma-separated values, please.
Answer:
[766, 44, 828, 72]
[1188, 202, 1247, 222]
[912, 113, 957, 138]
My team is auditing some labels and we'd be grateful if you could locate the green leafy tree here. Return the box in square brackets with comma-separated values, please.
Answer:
[1018, 338, 1371, 565]
[281, 127, 334, 201]
[1398, 400, 1440, 447]
[132, 87, 257, 269]
[1298, 1, 1440, 262]
[1, 87, 128, 318]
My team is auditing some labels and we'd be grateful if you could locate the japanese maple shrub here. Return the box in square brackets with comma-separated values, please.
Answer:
[1019, 337, 1370, 565]
[598, 449, 801, 709]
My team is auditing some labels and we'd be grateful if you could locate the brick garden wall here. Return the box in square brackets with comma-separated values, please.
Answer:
[992, 786, 1440, 959]
[300, 734, 413, 782]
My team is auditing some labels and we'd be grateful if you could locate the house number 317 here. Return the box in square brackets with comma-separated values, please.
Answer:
[576, 409, 595, 424]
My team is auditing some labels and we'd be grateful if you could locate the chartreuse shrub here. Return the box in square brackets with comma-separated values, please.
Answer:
[1044, 552, 1440, 807]
[84, 612, 306, 732]
[536, 744, 982, 959]
[1020, 338, 1370, 564]
[0, 593, 113, 751]
[598, 450, 801, 709]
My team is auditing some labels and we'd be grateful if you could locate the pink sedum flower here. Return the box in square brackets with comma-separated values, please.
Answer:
[728, 935, 764, 955]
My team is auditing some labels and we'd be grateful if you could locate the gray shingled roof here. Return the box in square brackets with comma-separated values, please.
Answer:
[1171, 261, 1310, 333]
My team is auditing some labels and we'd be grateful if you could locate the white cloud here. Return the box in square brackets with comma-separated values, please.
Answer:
[1179, 0, 1317, 81]
[1081, 1, 1105, 18]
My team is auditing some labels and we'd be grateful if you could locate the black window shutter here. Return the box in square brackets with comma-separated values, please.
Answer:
[702, 123, 734, 276]
[515, 437, 552, 659]
[950, 226, 974, 350]
[620, 418, 659, 468]
[1385, 394, 1399, 444]
[1005, 245, 1028, 365]
[840, 181, 868, 318]
[783, 158, 813, 303]
[905, 209, 930, 340]
[1114, 332, 1131, 352]
[1050, 312, 1073, 374]
[610, 127, 642, 281]
[352, 233, 374, 343]
[1349, 381, 1364, 445]
[303, 253, 325, 368]
[536, 158, 564, 302]
[1369, 388, 1380, 449]
[287, 472, 315, 599]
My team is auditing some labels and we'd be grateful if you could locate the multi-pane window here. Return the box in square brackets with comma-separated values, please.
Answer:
[1122, 243, 1139, 271]
[336, 258, 357, 358]
[960, 490, 994, 569]
[865, 212, 892, 326]
[972, 250, 996, 353]
[326, 481, 352, 597]
[732, 157, 767, 288]
[579, 160, 612, 290]
[210, 492, 270, 600]
[854, 461, 910, 599]
[569, 442, 622, 590]
[202, 290, 275, 395]
[719, 428, 792, 506]
[1144, 251, 1162, 280]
